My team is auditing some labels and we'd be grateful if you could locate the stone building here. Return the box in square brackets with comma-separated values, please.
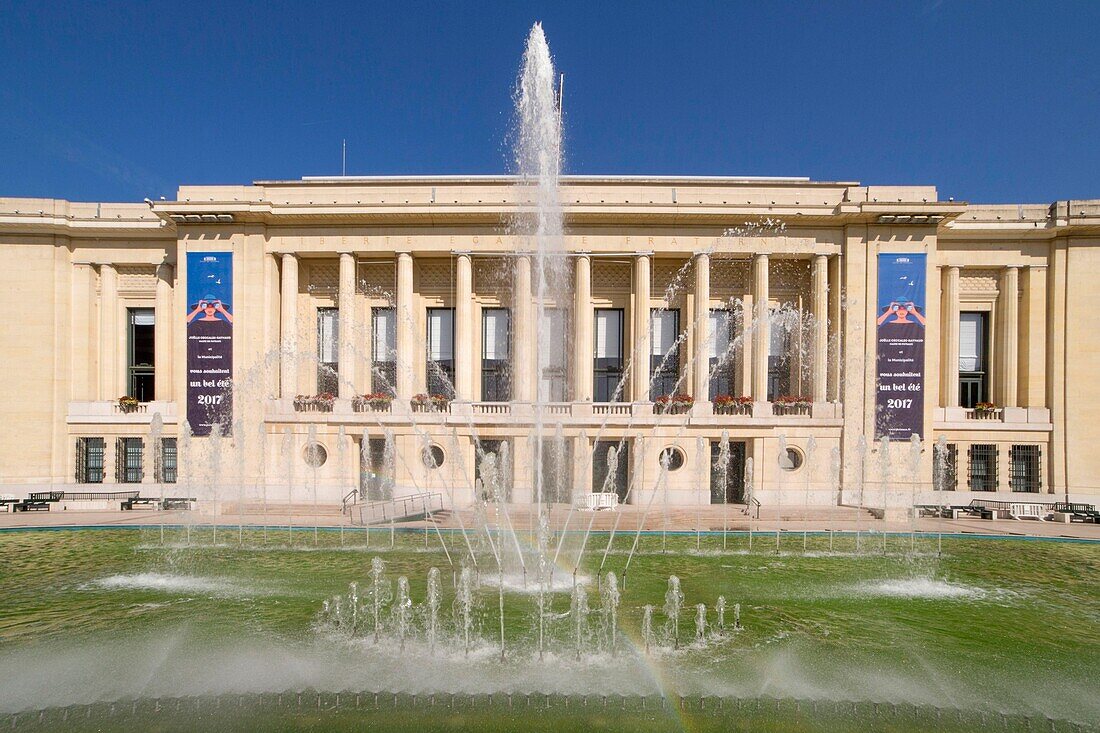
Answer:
[0, 176, 1096, 509]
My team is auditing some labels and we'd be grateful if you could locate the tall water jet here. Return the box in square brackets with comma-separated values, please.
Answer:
[664, 575, 684, 650]
[877, 435, 892, 554]
[150, 412, 164, 544]
[514, 22, 564, 546]
[426, 567, 441, 654]
[369, 557, 388, 644]
[642, 604, 654, 654]
[695, 603, 707, 643]
[716, 595, 726, 631]
[282, 427, 294, 545]
[804, 435, 817, 552]
[455, 566, 475, 658]
[570, 582, 588, 660]
[718, 430, 731, 549]
[394, 576, 411, 651]
[601, 570, 620, 654]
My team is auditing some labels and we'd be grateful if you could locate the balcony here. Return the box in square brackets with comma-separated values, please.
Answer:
[67, 401, 178, 425]
[935, 406, 1052, 431]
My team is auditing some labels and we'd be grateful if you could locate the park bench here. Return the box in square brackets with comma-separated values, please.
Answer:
[1053, 502, 1100, 523]
[161, 497, 195, 510]
[14, 491, 64, 512]
[121, 496, 158, 510]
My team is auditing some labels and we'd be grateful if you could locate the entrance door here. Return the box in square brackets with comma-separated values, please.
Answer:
[710, 441, 746, 503]
[593, 440, 630, 503]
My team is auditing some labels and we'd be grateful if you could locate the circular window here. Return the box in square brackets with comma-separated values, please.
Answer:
[422, 444, 446, 469]
[659, 446, 685, 471]
[303, 442, 328, 468]
[778, 447, 804, 472]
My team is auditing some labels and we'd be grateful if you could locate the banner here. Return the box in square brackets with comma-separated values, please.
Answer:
[185, 252, 233, 436]
[874, 253, 926, 440]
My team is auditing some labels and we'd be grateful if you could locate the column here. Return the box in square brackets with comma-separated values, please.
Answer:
[942, 266, 960, 406]
[154, 263, 174, 402]
[999, 266, 1019, 407]
[395, 252, 415, 400]
[454, 253, 473, 400]
[71, 264, 94, 400]
[692, 252, 710, 401]
[573, 255, 592, 401]
[811, 254, 828, 403]
[513, 255, 533, 402]
[99, 263, 118, 400]
[751, 254, 770, 401]
[338, 252, 356, 399]
[264, 253, 282, 398]
[632, 254, 651, 401]
[827, 255, 842, 401]
[279, 254, 299, 398]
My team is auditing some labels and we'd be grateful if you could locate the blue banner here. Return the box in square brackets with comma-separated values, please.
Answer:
[185, 252, 233, 436]
[875, 253, 926, 440]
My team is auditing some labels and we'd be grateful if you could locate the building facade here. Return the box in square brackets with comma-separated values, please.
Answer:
[0, 176, 1097, 509]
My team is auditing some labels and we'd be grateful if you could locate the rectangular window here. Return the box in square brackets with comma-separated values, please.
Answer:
[128, 308, 155, 401]
[1010, 444, 1041, 493]
[538, 308, 568, 401]
[116, 437, 143, 484]
[481, 308, 511, 402]
[650, 309, 681, 399]
[156, 437, 177, 484]
[708, 309, 737, 399]
[371, 307, 397, 396]
[594, 308, 624, 402]
[76, 437, 105, 484]
[592, 439, 629, 502]
[426, 308, 455, 398]
[361, 437, 394, 501]
[709, 440, 747, 503]
[317, 307, 339, 394]
[767, 309, 792, 401]
[959, 312, 988, 408]
[968, 444, 998, 492]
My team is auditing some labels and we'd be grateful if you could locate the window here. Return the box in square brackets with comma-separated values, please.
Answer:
[534, 435, 573, 504]
[968, 444, 998, 491]
[767, 309, 792, 401]
[476, 439, 510, 500]
[116, 437, 143, 484]
[303, 443, 328, 468]
[594, 308, 624, 402]
[708, 309, 737, 400]
[426, 308, 455, 398]
[371, 307, 397, 396]
[76, 437, 105, 484]
[709, 440, 746, 503]
[422, 444, 446, 469]
[361, 437, 393, 501]
[127, 308, 155, 401]
[934, 442, 958, 491]
[659, 446, 685, 471]
[1010, 445, 1041, 493]
[592, 440, 629, 502]
[778, 447, 804, 472]
[155, 437, 177, 484]
[317, 308, 339, 394]
[959, 312, 988, 408]
[538, 308, 568, 401]
[650, 309, 681, 399]
[481, 308, 511, 401]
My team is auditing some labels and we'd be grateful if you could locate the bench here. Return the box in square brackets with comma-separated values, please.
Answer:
[14, 491, 64, 512]
[0, 495, 19, 512]
[121, 496, 158, 510]
[1053, 502, 1100, 523]
[161, 497, 195, 510]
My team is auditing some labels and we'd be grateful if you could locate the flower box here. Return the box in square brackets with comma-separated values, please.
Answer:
[713, 395, 753, 416]
[773, 395, 812, 416]
[411, 394, 451, 413]
[354, 393, 393, 413]
[294, 393, 336, 413]
[117, 396, 142, 414]
[654, 393, 694, 415]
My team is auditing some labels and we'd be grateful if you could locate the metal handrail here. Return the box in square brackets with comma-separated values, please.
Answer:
[341, 488, 359, 512]
[353, 491, 444, 526]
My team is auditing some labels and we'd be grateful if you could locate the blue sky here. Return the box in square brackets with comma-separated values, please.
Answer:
[1, 1, 1097, 204]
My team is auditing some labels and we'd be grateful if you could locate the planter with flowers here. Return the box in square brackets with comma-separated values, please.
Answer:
[117, 395, 142, 414]
[654, 393, 694, 415]
[713, 394, 753, 416]
[773, 395, 812, 416]
[354, 392, 394, 413]
[294, 392, 336, 413]
[411, 393, 452, 413]
[970, 402, 1001, 421]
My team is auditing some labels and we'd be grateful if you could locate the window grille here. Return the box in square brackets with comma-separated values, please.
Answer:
[155, 438, 177, 484]
[1010, 444, 1041, 493]
[592, 440, 629, 502]
[76, 437, 105, 484]
[116, 437, 144, 484]
[968, 444, 998, 492]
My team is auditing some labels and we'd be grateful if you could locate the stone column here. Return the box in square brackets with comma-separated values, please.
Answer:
[827, 255, 842, 401]
[395, 252, 415, 400]
[633, 254, 651, 401]
[1000, 266, 1019, 407]
[338, 252, 356, 399]
[264, 253, 281, 398]
[751, 254, 770, 401]
[279, 254, 298, 399]
[513, 254, 533, 402]
[573, 255, 592, 401]
[692, 252, 710, 401]
[154, 263, 174, 402]
[811, 255, 828, 403]
[99, 263, 118, 400]
[454, 254, 474, 401]
[942, 266, 960, 406]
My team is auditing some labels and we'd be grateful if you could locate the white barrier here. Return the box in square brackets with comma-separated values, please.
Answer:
[581, 492, 619, 511]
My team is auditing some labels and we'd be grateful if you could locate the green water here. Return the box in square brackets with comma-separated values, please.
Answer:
[0, 527, 1097, 732]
